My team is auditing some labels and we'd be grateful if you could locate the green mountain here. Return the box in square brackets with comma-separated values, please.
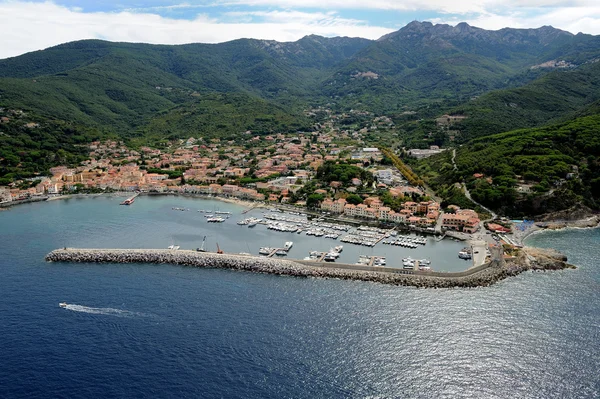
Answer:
[449, 60, 600, 140]
[321, 22, 596, 112]
[414, 114, 600, 216]
[0, 36, 370, 135]
[2, 20, 600, 208]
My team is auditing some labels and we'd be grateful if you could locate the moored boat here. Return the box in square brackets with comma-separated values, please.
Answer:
[196, 236, 207, 252]
[258, 247, 273, 255]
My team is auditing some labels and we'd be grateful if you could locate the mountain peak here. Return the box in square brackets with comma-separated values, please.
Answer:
[378, 21, 571, 44]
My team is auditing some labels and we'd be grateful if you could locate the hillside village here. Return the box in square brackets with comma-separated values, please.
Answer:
[0, 117, 481, 234]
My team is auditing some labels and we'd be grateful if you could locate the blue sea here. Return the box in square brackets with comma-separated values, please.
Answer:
[1, 196, 598, 398]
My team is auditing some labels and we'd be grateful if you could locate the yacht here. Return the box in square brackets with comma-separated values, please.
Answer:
[373, 256, 386, 266]
[323, 253, 337, 262]
[258, 247, 273, 255]
[168, 244, 180, 250]
[334, 245, 343, 253]
[284, 241, 294, 250]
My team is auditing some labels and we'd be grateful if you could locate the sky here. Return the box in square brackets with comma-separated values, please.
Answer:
[1, 0, 600, 59]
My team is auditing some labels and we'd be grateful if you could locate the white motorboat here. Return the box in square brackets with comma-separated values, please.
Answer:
[259, 247, 273, 255]
[59, 302, 68, 308]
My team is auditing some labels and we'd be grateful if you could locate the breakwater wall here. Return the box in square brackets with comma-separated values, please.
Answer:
[0, 196, 49, 208]
[45, 248, 539, 288]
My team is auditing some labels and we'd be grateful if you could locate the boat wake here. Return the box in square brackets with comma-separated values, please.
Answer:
[62, 304, 147, 318]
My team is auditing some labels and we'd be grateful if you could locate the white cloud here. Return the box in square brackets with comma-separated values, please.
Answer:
[224, 10, 366, 25]
[217, 0, 489, 14]
[215, 0, 600, 14]
[433, 6, 600, 34]
[1, 1, 600, 60]
[0, 1, 393, 59]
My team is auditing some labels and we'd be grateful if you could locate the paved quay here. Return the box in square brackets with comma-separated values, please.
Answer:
[43, 247, 557, 289]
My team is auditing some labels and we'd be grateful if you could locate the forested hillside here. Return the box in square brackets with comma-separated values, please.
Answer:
[414, 115, 600, 216]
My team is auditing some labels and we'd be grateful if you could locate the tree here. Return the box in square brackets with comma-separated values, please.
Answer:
[346, 194, 363, 205]
[306, 193, 325, 208]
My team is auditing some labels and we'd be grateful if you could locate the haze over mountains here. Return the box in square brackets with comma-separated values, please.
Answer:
[1, 21, 600, 213]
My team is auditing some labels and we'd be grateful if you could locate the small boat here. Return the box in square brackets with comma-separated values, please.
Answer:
[323, 254, 337, 262]
[334, 245, 343, 253]
[258, 247, 273, 255]
[373, 256, 386, 266]
[196, 236, 207, 252]
[458, 250, 472, 260]
[120, 197, 134, 205]
[59, 302, 68, 308]
[284, 241, 293, 250]
[275, 249, 288, 256]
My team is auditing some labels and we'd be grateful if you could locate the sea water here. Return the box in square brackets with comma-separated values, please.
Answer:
[0, 196, 598, 398]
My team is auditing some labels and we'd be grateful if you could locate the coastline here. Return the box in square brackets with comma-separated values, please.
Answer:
[513, 214, 600, 246]
[1, 191, 265, 210]
[3, 191, 595, 274]
[139, 191, 265, 210]
[45, 246, 573, 289]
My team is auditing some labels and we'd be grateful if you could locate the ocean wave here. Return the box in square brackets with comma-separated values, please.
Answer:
[63, 304, 147, 318]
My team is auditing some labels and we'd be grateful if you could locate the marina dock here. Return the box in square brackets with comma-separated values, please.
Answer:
[120, 193, 139, 205]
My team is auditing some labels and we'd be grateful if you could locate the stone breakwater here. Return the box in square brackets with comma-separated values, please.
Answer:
[45, 248, 572, 289]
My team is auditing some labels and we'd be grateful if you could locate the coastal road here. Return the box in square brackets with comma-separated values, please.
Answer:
[462, 183, 497, 221]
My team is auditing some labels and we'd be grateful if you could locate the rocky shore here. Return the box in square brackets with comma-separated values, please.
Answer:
[45, 247, 574, 289]
[513, 214, 599, 246]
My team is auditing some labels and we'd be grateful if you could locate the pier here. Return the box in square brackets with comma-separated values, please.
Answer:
[120, 193, 139, 205]
[42, 247, 553, 288]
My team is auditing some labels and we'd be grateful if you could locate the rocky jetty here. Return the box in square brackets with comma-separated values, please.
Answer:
[45, 248, 573, 289]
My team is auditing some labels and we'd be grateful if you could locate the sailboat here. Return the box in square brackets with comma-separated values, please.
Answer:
[196, 236, 207, 252]
[168, 237, 180, 250]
